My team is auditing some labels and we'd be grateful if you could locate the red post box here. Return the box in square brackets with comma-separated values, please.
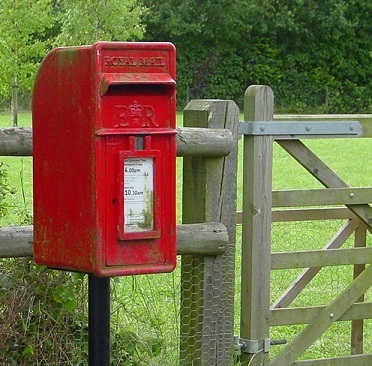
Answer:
[33, 42, 177, 276]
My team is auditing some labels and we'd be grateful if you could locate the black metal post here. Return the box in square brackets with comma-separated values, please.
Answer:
[88, 275, 110, 366]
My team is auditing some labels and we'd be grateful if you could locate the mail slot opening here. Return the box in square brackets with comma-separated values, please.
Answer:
[104, 83, 173, 96]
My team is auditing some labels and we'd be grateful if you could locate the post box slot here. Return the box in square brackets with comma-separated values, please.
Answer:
[103, 84, 172, 96]
[134, 136, 144, 150]
[100, 73, 175, 96]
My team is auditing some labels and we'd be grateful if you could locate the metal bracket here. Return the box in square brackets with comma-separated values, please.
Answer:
[234, 336, 288, 356]
[239, 121, 362, 136]
[234, 337, 258, 356]
[234, 337, 272, 355]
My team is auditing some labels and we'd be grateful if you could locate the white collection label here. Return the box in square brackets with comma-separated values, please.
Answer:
[124, 158, 154, 232]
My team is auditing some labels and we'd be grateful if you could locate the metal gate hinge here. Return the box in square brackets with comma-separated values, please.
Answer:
[234, 336, 287, 356]
[233, 336, 271, 355]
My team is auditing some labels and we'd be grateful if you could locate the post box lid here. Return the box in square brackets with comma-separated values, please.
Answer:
[100, 72, 175, 96]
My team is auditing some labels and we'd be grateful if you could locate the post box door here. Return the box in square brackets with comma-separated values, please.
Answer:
[99, 80, 176, 273]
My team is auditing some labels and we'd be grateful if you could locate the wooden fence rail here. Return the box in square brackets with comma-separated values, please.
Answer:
[0, 222, 229, 258]
[0, 125, 236, 260]
[0, 126, 234, 157]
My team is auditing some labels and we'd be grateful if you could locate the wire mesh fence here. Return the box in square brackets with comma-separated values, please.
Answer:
[269, 219, 372, 361]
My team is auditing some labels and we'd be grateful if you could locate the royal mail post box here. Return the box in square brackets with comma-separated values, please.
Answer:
[33, 42, 177, 276]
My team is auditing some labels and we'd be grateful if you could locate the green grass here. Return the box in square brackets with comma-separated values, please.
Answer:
[0, 112, 371, 363]
[0, 113, 32, 226]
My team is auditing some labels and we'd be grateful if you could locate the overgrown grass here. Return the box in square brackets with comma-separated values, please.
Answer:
[0, 112, 371, 364]
[0, 113, 32, 226]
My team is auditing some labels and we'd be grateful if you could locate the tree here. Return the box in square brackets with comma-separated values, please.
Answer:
[142, 0, 253, 107]
[0, 0, 53, 125]
[54, 0, 146, 46]
[143, 0, 371, 112]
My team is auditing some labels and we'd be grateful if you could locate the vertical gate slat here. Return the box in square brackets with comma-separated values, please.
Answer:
[351, 223, 367, 354]
[240, 85, 274, 365]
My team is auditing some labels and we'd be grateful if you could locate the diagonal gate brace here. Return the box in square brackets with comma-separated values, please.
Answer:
[270, 264, 372, 366]
[277, 140, 372, 231]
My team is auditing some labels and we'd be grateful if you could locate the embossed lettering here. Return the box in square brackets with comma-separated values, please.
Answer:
[104, 56, 136, 67]
[104, 56, 165, 67]
[138, 57, 165, 66]
[114, 102, 158, 128]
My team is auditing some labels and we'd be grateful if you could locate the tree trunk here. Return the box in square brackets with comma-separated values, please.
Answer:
[11, 80, 19, 127]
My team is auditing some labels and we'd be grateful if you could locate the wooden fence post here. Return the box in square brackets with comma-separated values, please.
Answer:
[180, 100, 239, 365]
[240, 85, 274, 365]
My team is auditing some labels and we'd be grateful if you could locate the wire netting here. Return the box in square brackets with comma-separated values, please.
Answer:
[269, 219, 372, 361]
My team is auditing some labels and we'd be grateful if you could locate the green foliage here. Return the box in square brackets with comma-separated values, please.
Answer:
[0, 259, 88, 365]
[54, 0, 146, 46]
[111, 329, 164, 365]
[53, 284, 78, 311]
[1, 0, 370, 113]
[0, 259, 169, 365]
[0, 0, 147, 112]
[144, 0, 372, 112]
[0, 0, 53, 97]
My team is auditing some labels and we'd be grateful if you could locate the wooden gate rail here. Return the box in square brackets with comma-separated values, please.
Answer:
[277, 139, 372, 230]
[237, 207, 361, 224]
[270, 302, 372, 326]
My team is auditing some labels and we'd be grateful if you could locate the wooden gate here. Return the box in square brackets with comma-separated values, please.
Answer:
[238, 85, 372, 365]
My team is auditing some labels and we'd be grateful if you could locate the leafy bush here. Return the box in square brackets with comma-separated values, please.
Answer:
[0, 259, 167, 365]
[0, 259, 88, 365]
